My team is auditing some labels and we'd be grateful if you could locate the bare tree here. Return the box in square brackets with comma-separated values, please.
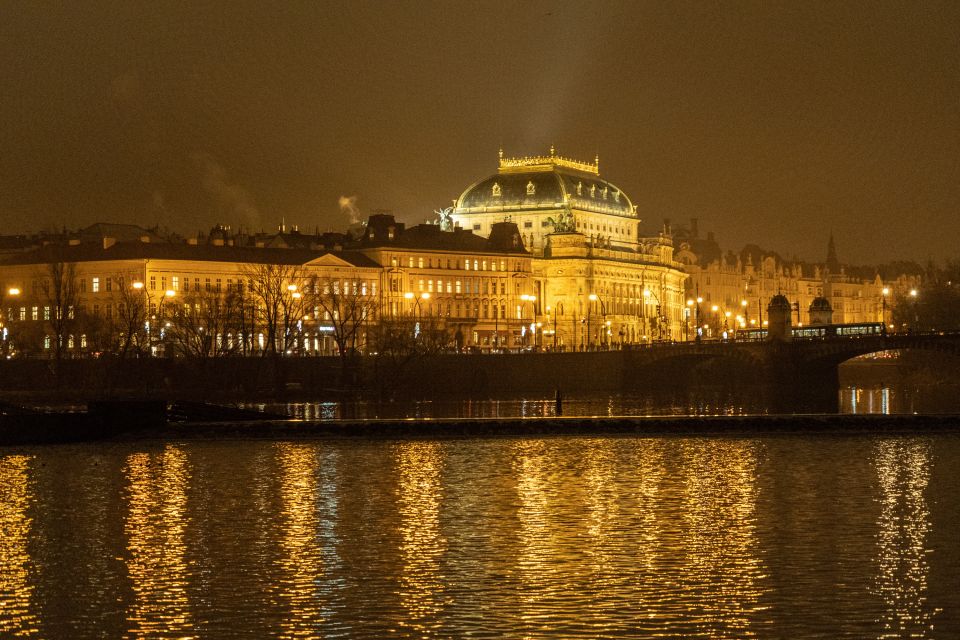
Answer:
[370, 314, 452, 399]
[167, 289, 247, 359]
[242, 263, 307, 357]
[111, 274, 150, 358]
[306, 274, 379, 386]
[38, 262, 80, 362]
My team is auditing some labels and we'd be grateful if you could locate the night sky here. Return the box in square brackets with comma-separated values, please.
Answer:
[2, 1, 957, 264]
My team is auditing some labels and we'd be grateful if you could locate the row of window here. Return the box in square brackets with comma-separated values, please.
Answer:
[472, 219, 634, 236]
[390, 256, 522, 272]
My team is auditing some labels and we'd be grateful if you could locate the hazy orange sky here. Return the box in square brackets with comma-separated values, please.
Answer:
[1, 1, 957, 264]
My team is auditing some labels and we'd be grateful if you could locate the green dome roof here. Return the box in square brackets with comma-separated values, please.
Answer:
[453, 151, 637, 218]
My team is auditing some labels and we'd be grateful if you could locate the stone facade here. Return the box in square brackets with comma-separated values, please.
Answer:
[450, 149, 688, 347]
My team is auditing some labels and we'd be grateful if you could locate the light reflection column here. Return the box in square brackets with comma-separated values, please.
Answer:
[395, 441, 447, 636]
[0, 455, 39, 638]
[123, 446, 193, 637]
[512, 440, 562, 634]
[680, 440, 768, 638]
[874, 438, 939, 637]
[274, 443, 328, 637]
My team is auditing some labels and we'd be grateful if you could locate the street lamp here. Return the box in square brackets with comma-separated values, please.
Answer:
[520, 294, 536, 346]
[909, 288, 919, 332]
[404, 291, 431, 319]
[685, 299, 694, 342]
[588, 293, 607, 349]
[643, 289, 662, 341]
[547, 302, 565, 351]
[155, 289, 176, 356]
[711, 304, 719, 338]
[1, 287, 20, 357]
[880, 287, 889, 333]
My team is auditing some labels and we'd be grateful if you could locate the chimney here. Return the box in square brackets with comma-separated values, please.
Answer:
[103, 237, 116, 250]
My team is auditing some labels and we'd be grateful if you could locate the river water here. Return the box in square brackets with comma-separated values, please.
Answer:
[2, 432, 959, 638]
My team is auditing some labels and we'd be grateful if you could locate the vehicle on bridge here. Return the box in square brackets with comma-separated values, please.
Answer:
[739, 322, 884, 341]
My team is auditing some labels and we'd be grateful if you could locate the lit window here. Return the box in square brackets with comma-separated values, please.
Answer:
[172, 276, 180, 290]
[31, 306, 38, 321]
[456, 280, 462, 294]
[93, 277, 101, 293]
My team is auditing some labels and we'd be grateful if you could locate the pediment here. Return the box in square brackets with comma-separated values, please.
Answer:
[304, 253, 357, 268]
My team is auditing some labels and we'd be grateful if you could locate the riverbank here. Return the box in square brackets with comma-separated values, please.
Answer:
[133, 413, 960, 441]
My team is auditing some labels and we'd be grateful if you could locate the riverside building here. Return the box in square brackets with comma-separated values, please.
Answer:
[0, 219, 533, 358]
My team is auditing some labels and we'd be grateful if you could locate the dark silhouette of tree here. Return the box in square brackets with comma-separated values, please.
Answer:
[242, 263, 307, 356]
[306, 274, 379, 387]
[891, 260, 960, 331]
[168, 289, 247, 359]
[38, 262, 80, 363]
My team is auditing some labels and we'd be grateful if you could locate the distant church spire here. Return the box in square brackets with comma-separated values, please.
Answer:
[826, 232, 840, 274]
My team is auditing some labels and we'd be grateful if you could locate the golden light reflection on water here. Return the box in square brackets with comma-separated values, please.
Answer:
[395, 441, 447, 636]
[123, 446, 194, 638]
[874, 438, 939, 638]
[512, 438, 562, 635]
[274, 443, 328, 638]
[679, 440, 768, 638]
[0, 455, 39, 638]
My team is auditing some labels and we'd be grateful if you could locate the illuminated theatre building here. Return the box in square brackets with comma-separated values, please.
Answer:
[449, 149, 687, 347]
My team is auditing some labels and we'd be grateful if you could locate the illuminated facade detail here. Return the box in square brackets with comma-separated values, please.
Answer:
[673, 219, 922, 333]
[450, 149, 687, 346]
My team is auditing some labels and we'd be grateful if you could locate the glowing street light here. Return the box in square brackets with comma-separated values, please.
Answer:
[880, 286, 890, 333]
[404, 291, 430, 322]
[7, 288, 20, 296]
[588, 293, 607, 348]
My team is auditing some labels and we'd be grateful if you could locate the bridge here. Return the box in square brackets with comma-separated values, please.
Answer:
[622, 331, 960, 412]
